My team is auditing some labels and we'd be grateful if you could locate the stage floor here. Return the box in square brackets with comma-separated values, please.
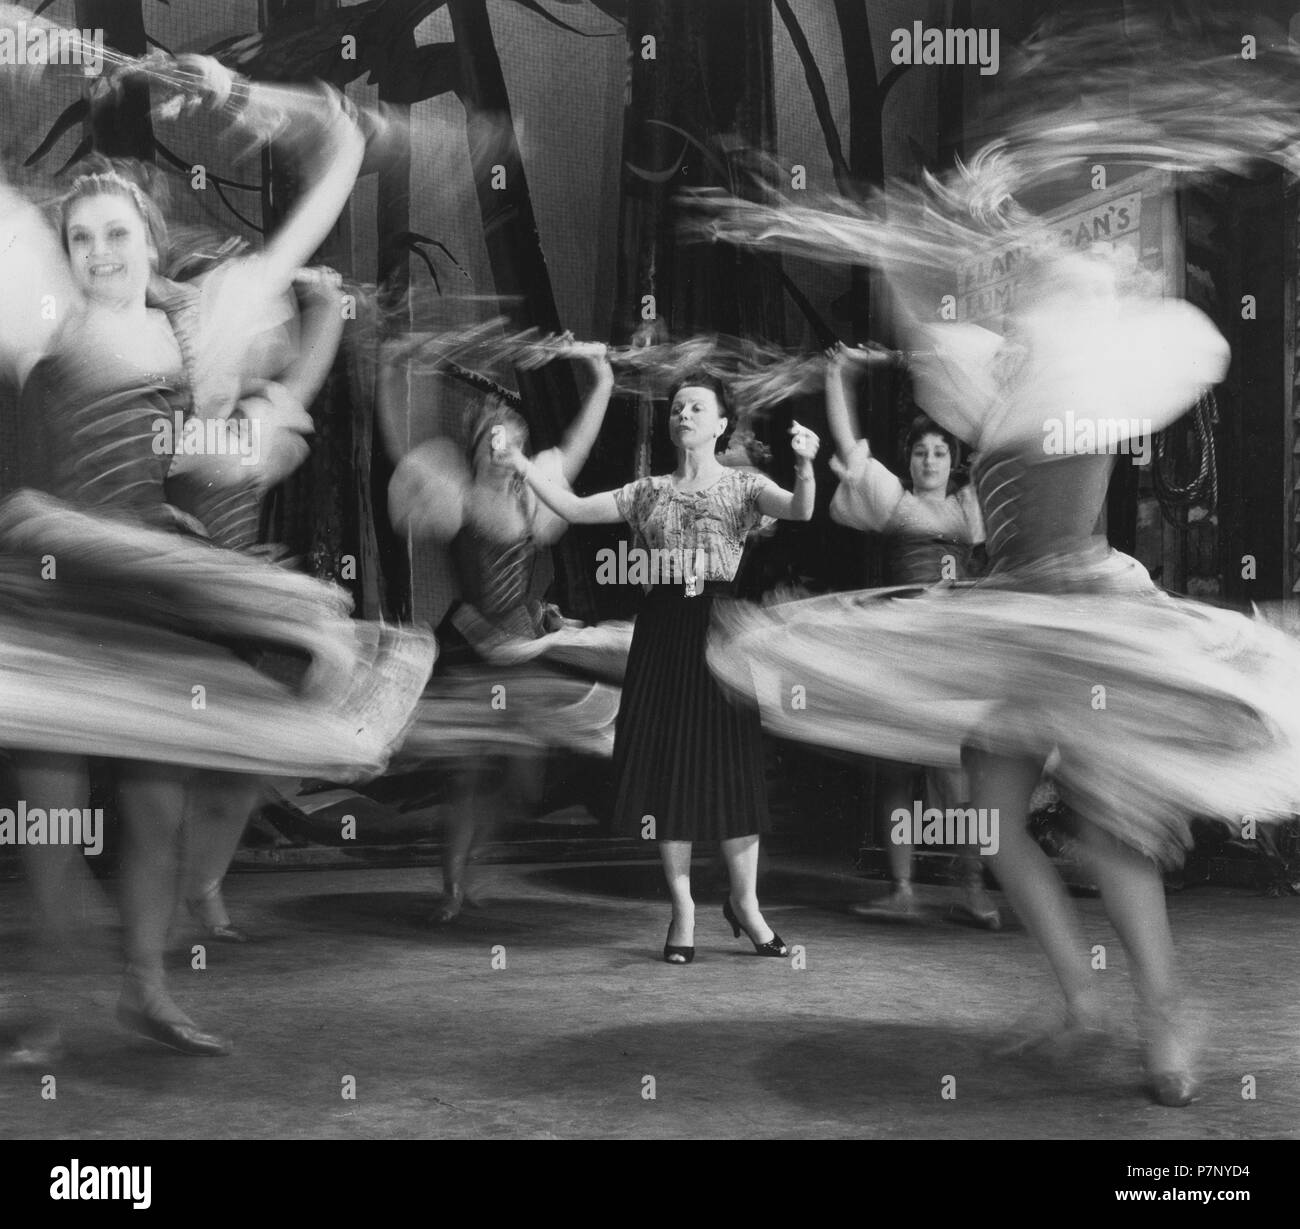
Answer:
[1, 858, 1296, 1140]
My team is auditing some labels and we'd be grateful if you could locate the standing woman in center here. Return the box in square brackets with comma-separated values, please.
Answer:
[494, 371, 819, 963]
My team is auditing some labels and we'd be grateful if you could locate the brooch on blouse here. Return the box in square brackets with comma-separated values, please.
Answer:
[685, 573, 700, 598]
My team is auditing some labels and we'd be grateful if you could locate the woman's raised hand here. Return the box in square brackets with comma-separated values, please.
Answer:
[517, 332, 611, 375]
[172, 53, 238, 110]
[826, 341, 895, 372]
[789, 420, 821, 463]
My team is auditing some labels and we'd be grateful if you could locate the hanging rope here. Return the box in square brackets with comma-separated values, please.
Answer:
[1152, 389, 1219, 525]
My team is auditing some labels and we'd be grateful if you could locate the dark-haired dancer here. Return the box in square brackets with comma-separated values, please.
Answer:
[493, 371, 819, 964]
[824, 345, 997, 927]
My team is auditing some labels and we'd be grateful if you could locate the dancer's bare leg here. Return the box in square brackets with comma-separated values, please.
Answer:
[851, 764, 918, 918]
[934, 766, 1000, 927]
[436, 762, 481, 922]
[965, 747, 1101, 1027]
[659, 839, 694, 949]
[721, 833, 777, 944]
[116, 761, 227, 1052]
[883, 765, 917, 909]
[8, 752, 93, 1055]
[13, 753, 94, 956]
[1075, 820, 1194, 1099]
[181, 772, 264, 936]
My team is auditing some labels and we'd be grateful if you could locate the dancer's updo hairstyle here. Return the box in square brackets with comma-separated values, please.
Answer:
[469, 396, 530, 473]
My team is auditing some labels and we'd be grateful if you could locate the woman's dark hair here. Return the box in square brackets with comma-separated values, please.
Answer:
[900, 414, 965, 491]
[58, 154, 170, 265]
[667, 370, 734, 454]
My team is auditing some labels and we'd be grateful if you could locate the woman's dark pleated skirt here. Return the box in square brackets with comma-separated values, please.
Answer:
[611, 587, 769, 842]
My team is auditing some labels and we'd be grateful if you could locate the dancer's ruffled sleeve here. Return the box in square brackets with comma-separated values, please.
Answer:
[829, 441, 905, 532]
[1021, 299, 1230, 437]
[0, 183, 78, 384]
[967, 299, 1229, 454]
[388, 439, 471, 542]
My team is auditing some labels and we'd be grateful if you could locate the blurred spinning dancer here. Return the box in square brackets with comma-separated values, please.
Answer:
[0, 51, 433, 1058]
[172, 263, 349, 945]
[707, 245, 1300, 1105]
[493, 370, 819, 965]
[824, 344, 997, 928]
[694, 19, 1300, 1100]
[389, 339, 628, 922]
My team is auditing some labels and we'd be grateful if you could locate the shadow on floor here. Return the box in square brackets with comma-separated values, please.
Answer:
[497, 1014, 1144, 1127]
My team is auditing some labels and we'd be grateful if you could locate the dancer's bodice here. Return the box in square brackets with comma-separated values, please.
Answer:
[887, 534, 975, 585]
[20, 347, 184, 526]
[452, 517, 540, 639]
[973, 449, 1152, 594]
[20, 290, 265, 545]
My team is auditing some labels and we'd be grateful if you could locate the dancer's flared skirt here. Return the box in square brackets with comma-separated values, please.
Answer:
[392, 604, 630, 763]
[708, 576, 1300, 867]
[612, 588, 769, 842]
[0, 490, 435, 778]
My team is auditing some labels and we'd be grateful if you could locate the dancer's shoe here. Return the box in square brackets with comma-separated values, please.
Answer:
[203, 922, 252, 944]
[850, 883, 924, 922]
[996, 1002, 1110, 1060]
[663, 925, 695, 966]
[187, 893, 252, 943]
[1141, 1003, 1202, 1107]
[947, 885, 1002, 931]
[723, 898, 788, 957]
[116, 984, 232, 1057]
[430, 885, 465, 925]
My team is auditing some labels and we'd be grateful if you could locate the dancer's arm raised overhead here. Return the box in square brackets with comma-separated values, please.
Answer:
[824, 342, 894, 467]
[277, 266, 348, 409]
[172, 55, 365, 299]
[519, 339, 616, 484]
[162, 56, 363, 421]
[516, 337, 617, 543]
[823, 344, 913, 533]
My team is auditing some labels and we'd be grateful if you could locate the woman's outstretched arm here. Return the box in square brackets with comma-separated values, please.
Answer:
[494, 428, 623, 525]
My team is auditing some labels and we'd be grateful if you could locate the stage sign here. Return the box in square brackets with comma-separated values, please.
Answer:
[960, 189, 1145, 324]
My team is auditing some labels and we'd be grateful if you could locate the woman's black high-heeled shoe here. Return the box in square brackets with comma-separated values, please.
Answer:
[723, 898, 788, 957]
[663, 925, 694, 965]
